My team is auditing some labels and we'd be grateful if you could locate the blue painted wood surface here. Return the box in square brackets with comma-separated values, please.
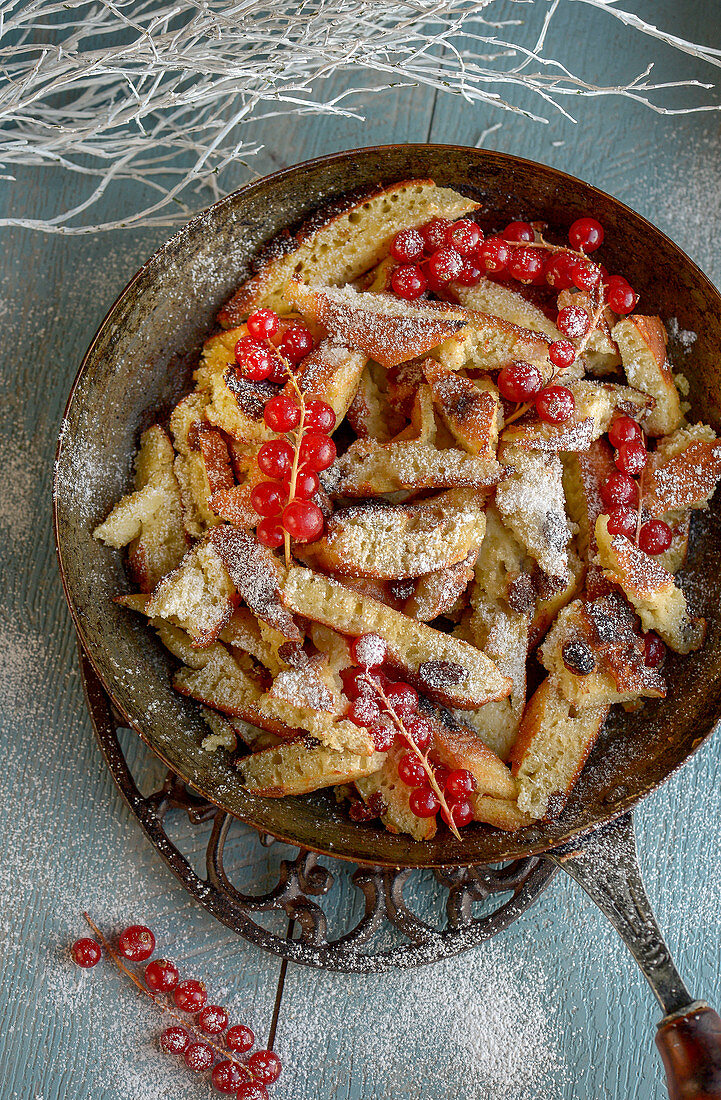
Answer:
[1, 2, 720, 1097]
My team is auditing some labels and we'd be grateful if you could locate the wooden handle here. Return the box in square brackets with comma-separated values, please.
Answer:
[656, 1003, 721, 1099]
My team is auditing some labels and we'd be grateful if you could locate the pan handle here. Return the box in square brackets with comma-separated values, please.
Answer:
[550, 812, 721, 1099]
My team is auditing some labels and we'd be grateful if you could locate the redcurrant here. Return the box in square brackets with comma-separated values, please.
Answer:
[427, 247, 463, 284]
[184, 1042, 214, 1072]
[263, 394, 300, 432]
[304, 399, 336, 432]
[638, 519, 673, 555]
[250, 481, 286, 518]
[257, 439, 294, 480]
[118, 925, 155, 962]
[441, 799, 474, 828]
[390, 227, 424, 264]
[197, 1003, 229, 1034]
[608, 415, 643, 448]
[454, 258, 481, 287]
[445, 768, 477, 798]
[350, 633, 387, 668]
[144, 958, 179, 993]
[535, 385, 575, 424]
[479, 237, 509, 274]
[600, 472, 639, 510]
[557, 306, 590, 339]
[397, 752, 427, 787]
[571, 260, 600, 292]
[288, 467, 319, 500]
[615, 441, 647, 477]
[174, 979, 207, 1013]
[644, 632, 666, 668]
[226, 1024, 255, 1053]
[247, 308, 280, 341]
[160, 1026, 190, 1054]
[256, 518, 285, 549]
[211, 1060, 246, 1092]
[433, 764, 450, 791]
[548, 340, 576, 370]
[545, 252, 576, 291]
[503, 221, 534, 243]
[236, 1084, 269, 1100]
[569, 217, 604, 252]
[446, 219, 482, 255]
[279, 325, 314, 363]
[282, 500, 324, 542]
[384, 682, 419, 716]
[409, 787, 440, 818]
[606, 507, 637, 539]
[497, 361, 543, 403]
[507, 246, 544, 284]
[71, 938, 101, 968]
[298, 432, 336, 471]
[347, 695, 382, 729]
[247, 1050, 282, 1085]
[421, 218, 452, 253]
[404, 716, 434, 752]
[391, 264, 427, 300]
[372, 722, 396, 752]
[234, 338, 276, 382]
[606, 276, 638, 315]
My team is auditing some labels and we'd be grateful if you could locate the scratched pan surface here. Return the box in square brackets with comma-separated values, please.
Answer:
[54, 145, 721, 868]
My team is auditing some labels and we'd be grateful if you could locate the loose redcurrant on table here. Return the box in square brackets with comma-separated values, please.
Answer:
[536, 385, 575, 424]
[479, 237, 509, 274]
[608, 415, 643, 448]
[282, 500, 324, 542]
[263, 394, 300, 432]
[236, 1084, 269, 1100]
[445, 768, 477, 798]
[568, 217, 604, 252]
[198, 1003, 229, 1034]
[247, 1050, 283, 1085]
[600, 472, 639, 510]
[397, 752, 427, 787]
[446, 219, 482, 255]
[503, 220, 534, 243]
[441, 799, 474, 828]
[390, 227, 424, 264]
[211, 1059, 246, 1092]
[247, 308, 280, 340]
[606, 276, 638, 315]
[644, 632, 666, 668]
[391, 264, 427, 300]
[160, 1026, 190, 1055]
[258, 439, 294, 480]
[606, 507, 638, 539]
[507, 247, 545, 284]
[409, 787, 440, 818]
[557, 306, 591, 339]
[174, 978, 207, 1013]
[350, 633, 387, 668]
[279, 325, 314, 363]
[639, 519, 673, 555]
[548, 340, 576, 370]
[250, 482, 286, 518]
[298, 432, 336, 471]
[71, 938, 102, 968]
[545, 252, 576, 290]
[615, 441, 647, 477]
[421, 218, 452, 253]
[497, 361, 543, 403]
[144, 958, 179, 993]
[305, 399, 336, 432]
[118, 924, 155, 962]
[184, 1042, 214, 1072]
[256, 518, 284, 549]
[427, 247, 463, 284]
[226, 1024, 255, 1054]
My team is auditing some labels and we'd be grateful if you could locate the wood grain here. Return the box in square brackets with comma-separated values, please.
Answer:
[0, 3, 720, 1097]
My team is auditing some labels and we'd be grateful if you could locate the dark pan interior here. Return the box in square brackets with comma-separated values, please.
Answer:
[54, 145, 721, 868]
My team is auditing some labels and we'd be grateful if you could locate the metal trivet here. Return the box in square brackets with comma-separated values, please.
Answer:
[79, 647, 556, 973]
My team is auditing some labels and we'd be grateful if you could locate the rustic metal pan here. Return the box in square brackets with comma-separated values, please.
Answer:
[54, 146, 721, 1097]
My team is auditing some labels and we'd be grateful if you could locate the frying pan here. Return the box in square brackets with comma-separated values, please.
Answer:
[54, 145, 721, 1097]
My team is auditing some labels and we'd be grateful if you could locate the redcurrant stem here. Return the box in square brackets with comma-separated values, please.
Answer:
[265, 344, 305, 570]
[359, 675, 462, 841]
[503, 400, 532, 428]
[82, 913, 254, 1079]
[635, 468, 645, 546]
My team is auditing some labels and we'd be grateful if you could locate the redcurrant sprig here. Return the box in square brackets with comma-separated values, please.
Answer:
[72, 915, 281, 1095]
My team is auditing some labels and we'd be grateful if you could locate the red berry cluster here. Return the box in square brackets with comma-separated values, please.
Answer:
[342, 635, 476, 828]
[241, 309, 336, 551]
[497, 361, 576, 426]
[234, 309, 314, 383]
[71, 919, 281, 1098]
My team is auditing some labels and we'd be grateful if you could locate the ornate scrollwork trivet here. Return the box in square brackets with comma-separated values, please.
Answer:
[79, 648, 556, 973]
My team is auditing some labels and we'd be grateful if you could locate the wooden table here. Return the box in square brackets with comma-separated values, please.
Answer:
[1, 3, 720, 1096]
